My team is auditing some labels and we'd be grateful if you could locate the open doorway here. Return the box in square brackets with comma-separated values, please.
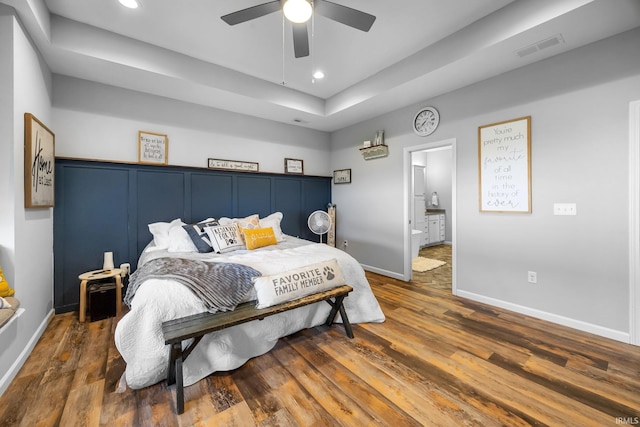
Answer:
[403, 138, 456, 294]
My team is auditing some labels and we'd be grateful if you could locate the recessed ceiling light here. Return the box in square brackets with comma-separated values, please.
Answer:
[313, 71, 325, 79]
[119, 0, 139, 9]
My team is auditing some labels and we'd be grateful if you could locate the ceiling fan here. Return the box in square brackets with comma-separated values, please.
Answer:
[221, 0, 376, 58]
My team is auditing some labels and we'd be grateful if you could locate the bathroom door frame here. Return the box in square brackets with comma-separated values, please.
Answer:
[403, 138, 457, 294]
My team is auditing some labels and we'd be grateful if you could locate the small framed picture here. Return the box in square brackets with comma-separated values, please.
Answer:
[284, 158, 304, 174]
[138, 131, 168, 165]
[333, 168, 351, 184]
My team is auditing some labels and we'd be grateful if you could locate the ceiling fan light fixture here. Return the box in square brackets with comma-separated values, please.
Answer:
[118, 0, 139, 9]
[283, 0, 312, 23]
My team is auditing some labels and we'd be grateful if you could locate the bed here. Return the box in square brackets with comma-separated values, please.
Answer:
[114, 213, 385, 390]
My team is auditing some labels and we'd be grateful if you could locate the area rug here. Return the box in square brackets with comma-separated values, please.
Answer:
[412, 257, 446, 272]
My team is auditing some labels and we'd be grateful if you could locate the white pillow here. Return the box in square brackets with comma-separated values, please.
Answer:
[204, 223, 245, 254]
[253, 259, 345, 309]
[167, 225, 197, 253]
[148, 218, 184, 249]
[259, 212, 285, 242]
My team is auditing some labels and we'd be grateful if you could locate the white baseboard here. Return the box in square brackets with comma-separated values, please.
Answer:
[362, 264, 405, 281]
[456, 290, 630, 344]
[0, 308, 55, 396]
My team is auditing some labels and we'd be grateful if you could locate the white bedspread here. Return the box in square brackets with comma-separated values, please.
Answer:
[114, 238, 385, 389]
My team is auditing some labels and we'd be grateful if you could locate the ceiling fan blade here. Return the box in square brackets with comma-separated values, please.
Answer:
[292, 23, 309, 58]
[221, 1, 281, 26]
[314, 0, 376, 32]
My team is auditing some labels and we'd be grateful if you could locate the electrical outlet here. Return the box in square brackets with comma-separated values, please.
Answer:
[527, 271, 537, 283]
[553, 203, 577, 215]
[343, 240, 348, 248]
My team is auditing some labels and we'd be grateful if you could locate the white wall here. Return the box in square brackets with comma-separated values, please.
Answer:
[0, 10, 55, 395]
[52, 76, 332, 176]
[331, 28, 640, 340]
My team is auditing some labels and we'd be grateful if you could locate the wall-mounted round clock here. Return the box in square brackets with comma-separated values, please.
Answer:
[413, 106, 440, 136]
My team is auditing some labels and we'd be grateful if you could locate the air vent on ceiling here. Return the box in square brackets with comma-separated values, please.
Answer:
[516, 34, 565, 58]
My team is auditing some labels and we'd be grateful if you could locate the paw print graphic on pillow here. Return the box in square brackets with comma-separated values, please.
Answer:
[323, 266, 335, 281]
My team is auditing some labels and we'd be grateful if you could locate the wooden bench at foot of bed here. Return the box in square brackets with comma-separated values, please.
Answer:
[161, 284, 354, 414]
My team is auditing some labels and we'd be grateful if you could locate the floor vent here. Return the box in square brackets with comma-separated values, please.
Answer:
[516, 34, 565, 58]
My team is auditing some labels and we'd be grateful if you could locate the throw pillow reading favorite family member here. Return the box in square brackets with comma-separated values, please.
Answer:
[253, 259, 345, 308]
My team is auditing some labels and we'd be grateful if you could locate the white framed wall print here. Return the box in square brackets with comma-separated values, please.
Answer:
[478, 116, 531, 213]
[138, 131, 168, 165]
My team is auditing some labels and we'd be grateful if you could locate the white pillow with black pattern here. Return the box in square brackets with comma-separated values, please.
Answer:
[183, 218, 219, 253]
[204, 223, 245, 254]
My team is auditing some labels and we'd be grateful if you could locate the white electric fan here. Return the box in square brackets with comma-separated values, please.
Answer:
[307, 210, 332, 243]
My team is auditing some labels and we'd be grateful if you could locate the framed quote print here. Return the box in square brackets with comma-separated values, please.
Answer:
[333, 169, 351, 184]
[24, 113, 55, 208]
[284, 158, 304, 174]
[478, 116, 531, 213]
[138, 131, 168, 165]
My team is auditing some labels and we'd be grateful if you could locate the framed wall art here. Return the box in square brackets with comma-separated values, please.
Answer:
[478, 116, 531, 213]
[333, 169, 351, 184]
[208, 158, 259, 172]
[138, 131, 168, 165]
[284, 158, 304, 174]
[24, 113, 55, 208]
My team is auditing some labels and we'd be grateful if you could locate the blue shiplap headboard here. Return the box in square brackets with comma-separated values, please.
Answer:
[53, 158, 331, 313]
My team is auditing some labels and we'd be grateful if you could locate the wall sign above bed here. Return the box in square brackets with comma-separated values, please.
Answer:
[208, 158, 259, 172]
[138, 131, 168, 165]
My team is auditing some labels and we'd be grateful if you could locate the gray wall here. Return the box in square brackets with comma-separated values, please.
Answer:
[331, 28, 640, 338]
[52, 76, 332, 175]
[0, 10, 55, 394]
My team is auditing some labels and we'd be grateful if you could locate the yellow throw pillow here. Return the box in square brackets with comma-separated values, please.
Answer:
[0, 265, 15, 297]
[243, 227, 277, 250]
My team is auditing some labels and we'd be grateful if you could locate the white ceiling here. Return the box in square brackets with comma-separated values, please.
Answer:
[3, 0, 640, 131]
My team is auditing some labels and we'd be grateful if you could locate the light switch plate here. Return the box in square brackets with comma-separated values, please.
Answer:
[553, 203, 577, 215]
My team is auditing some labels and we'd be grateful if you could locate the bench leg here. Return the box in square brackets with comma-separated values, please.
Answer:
[176, 356, 185, 415]
[167, 337, 203, 414]
[167, 342, 186, 414]
[325, 295, 354, 339]
[338, 302, 354, 339]
[167, 342, 180, 386]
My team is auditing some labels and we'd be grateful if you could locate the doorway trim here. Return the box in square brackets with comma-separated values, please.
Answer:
[403, 138, 457, 294]
[630, 100, 640, 346]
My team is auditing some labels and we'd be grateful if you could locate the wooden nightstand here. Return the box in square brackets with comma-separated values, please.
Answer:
[78, 268, 123, 322]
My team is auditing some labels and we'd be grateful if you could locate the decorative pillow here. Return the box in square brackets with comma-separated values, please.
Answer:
[259, 212, 285, 242]
[148, 218, 184, 249]
[204, 223, 246, 254]
[243, 227, 278, 250]
[167, 225, 198, 253]
[183, 219, 219, 253]
[218, 214, 260, 230]
[0, 296, 12, 309]
[253, 258, 345, 309]
[0, 265, 15, 297]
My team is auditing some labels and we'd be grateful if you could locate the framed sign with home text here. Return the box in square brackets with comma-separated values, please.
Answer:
[24, 113, 55, 208]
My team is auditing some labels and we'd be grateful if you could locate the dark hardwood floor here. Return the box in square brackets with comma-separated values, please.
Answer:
[1, 245, 639, 426]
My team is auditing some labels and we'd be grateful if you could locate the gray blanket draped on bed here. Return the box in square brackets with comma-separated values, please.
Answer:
[124, 257, 261, 313]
